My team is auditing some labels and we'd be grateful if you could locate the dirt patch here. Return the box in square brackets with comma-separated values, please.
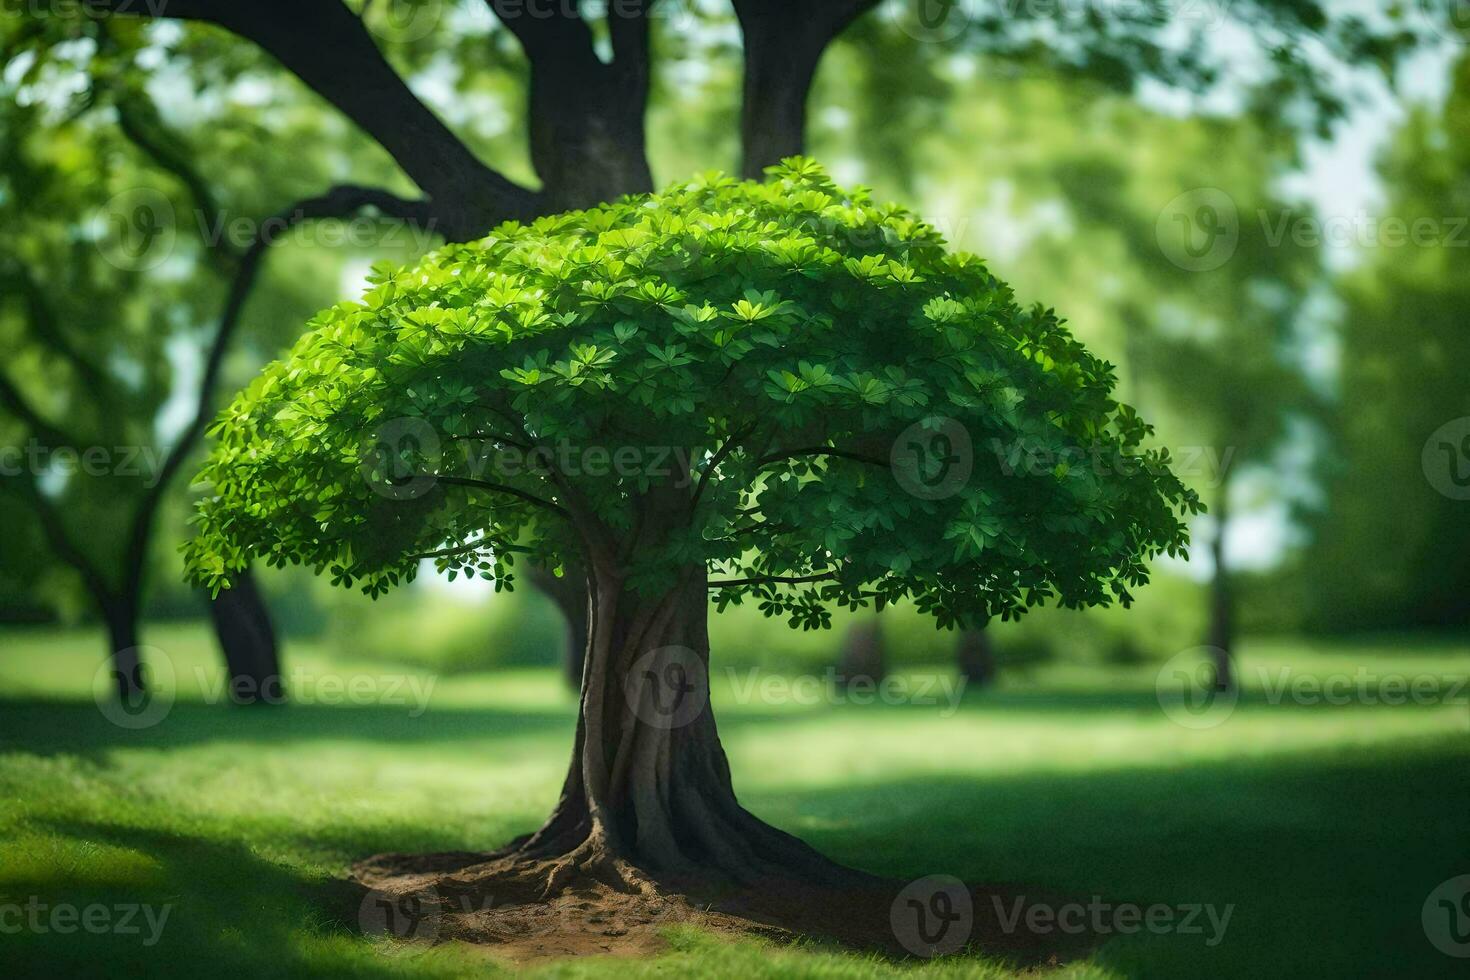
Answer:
[352, 850, 1096, 967]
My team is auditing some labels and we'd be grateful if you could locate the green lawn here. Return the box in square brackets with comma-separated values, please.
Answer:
[0, 625, 1466, 977]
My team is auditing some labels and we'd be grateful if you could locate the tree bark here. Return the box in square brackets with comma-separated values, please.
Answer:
[206, 565, 284, 705]
[1206, 481, 1235, 692]
[956, 627, 996, 688]
[734, 0, 880, 178]
[496, 563, 850, 887]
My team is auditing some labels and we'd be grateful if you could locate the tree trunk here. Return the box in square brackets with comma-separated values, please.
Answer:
[1206, 482, 1235, 692]
[524, 563, 590, 690]
[206, 565, 284, 705]
[484, 564, 853, 889]
[834, 617, 886, 688]
[734, 0, 879, 178]
[102, 597, 145, 703]
[956, 627, 996, 688]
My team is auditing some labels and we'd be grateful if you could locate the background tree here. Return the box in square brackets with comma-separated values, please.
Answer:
[0, 17, 437, 696]
[185, 163, 1198, 906]
[1302, 52, 1470, 631]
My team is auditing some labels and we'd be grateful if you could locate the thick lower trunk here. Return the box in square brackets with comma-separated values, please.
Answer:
[207, 566, 284, 704]
[507, 567, 850, 886]
[102, 598, 145, 703]
[957, 627, 996, 687]
[834, 618, 886, 688]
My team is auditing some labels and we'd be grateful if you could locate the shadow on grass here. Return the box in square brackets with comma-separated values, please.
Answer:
[3, 692, 1467, 977]
[0, 698, 576, 757]
[0, 817, 438, 979]
[4, 677, 1462, 760]
[761, 735, 1470, 980]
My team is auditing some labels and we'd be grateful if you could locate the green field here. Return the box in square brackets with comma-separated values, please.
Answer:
[1, 625, 1466, 978]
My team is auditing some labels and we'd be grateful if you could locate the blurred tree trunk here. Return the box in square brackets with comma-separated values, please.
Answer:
[956, 627, 996, 687]
[834, 617, 885, 688]
[1206, 479, 1235, 691]
[734, 0, 880, 178]
[524, 563, 590, 689]
[102, 595, 144, 702]
[207, 566, 284, 704]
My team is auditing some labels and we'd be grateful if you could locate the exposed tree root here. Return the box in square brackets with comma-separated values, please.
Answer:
[352, 833, 1096, 966]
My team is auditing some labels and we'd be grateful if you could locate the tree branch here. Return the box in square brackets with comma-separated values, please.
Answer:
[113, 95, 234, 268]
[436, 476, 572, 520]
[0, 372, 84, 450]
[8, 449, 115, 606]
[0, 265, 109, 393]
[708, 571, 838, 589]
[119, 184, 436, 598]
[689, 423, 756, 513]
[755, 446, 889, 469]
[63, 0, 539, 238]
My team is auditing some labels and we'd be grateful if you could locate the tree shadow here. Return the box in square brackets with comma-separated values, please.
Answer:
[0, 697, 575, 758]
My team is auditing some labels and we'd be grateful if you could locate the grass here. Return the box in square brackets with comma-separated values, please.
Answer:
[0, 623, 1466, 978]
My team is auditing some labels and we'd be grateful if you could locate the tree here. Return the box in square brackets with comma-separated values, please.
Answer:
[1302, 52, 1470, 631]
[185, 162, 1197, 903]
[1, 18, 442, 699]
[34, 0, 1415, 706]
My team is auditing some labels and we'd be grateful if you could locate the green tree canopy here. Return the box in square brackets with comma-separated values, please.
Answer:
[186, 160, 1198, 631]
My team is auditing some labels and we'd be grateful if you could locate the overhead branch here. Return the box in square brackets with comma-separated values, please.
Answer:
[436, 476, 572, 520]
[0, 372, 84, 450]
[10, 465, 115, 606]
[689, 422, 757, 513]
[708, 570, 838, 589]
[755, 446, 890, 469]
[732, 0, 881, 178]
[61, 0, 539, 239]
[408, 539, 532, 563]
[0, 264, 109, 391]
[119, 184, 436, 599]
[114, 96, 233, 268]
